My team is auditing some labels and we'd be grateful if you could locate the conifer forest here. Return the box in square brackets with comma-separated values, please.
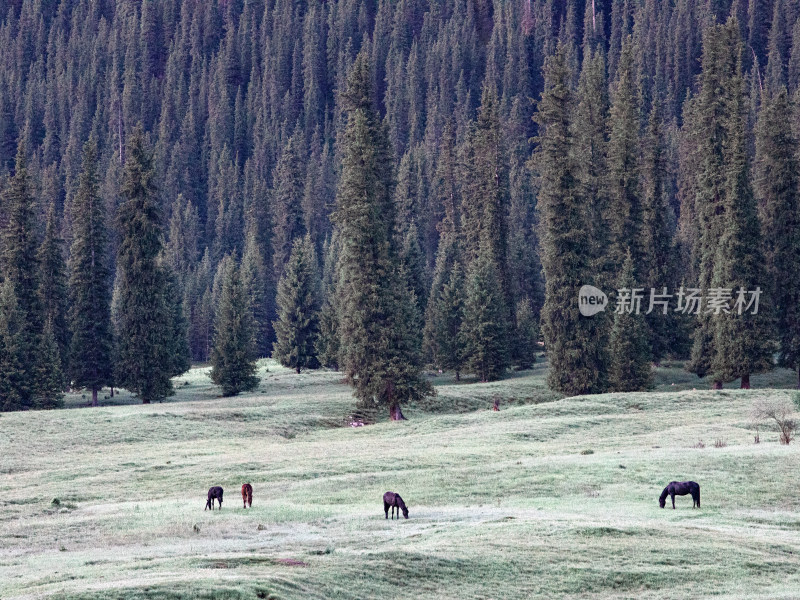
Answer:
[2, 0, 800, 414]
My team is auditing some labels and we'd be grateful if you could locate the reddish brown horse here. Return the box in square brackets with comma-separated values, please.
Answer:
[241, 483, 253, 508]
[205, 486, 223, 510]
[659, 481, 700, 509]
[383, 491, 409, 519]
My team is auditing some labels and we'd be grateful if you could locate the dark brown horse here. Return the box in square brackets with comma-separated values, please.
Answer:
[241, 483, 253, 508]
[205, 486, 224, 510]
[659, 481, 700, 509]
[383, 491, 409, 519]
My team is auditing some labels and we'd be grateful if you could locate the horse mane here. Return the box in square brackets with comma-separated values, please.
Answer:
[659, 486, 670, 502]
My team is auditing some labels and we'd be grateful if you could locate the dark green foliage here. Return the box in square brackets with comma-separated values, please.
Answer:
[38, 203, 70, 376]
[640, 105, 677, 363]
[402, 223, 428, 313]
[609, 252, 652, 392]
[272, 236, 321, 373]
[514, 297, 539, 370]
[210, 257, 259, 397]
[271, 134, 306, 280]
[334, 51, 432, 418]
[115, 130, 175, 404]
[460, 245, 509, 382]
[710, 58, 775, 385]
[316, 233, 342, 370]
[68, 140, 113, 404]
[534, 45, 606, 396]
[1, 146, 43, 400]
[756, 87, 800, 381]
[687, 19, 744, 381]
[35, 321, 64, 409]
[607, 39, 643, 278]
[241, 231, 272, 357]
[426, 261, 467, 379]
[0, 281, 29, 411]
[164, 267, 192, 379]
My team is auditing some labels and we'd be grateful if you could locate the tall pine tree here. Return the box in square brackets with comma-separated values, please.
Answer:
[334, 51, 433, 419]
[210, 256, 259, 396]
[69, 140, 113, 406]
[115, 129, 175, 403]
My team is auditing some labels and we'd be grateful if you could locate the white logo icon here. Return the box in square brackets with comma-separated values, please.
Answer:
[578, 285, 608, 317]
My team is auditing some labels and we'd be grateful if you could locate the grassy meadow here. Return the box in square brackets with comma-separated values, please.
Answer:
[2, 360, 800, 599]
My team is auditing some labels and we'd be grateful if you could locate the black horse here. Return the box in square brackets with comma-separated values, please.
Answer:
[659, 481, 700, 509]
[383, 491, 409, 519]
[205, 486, 224, 510]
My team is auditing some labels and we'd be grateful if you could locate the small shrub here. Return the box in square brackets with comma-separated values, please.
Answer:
[713, 438, 727, 448]
[51, 498, 60, 506]
[580, 449, 594, 455]
[751, 398, 797, 445]
[694, 440, 706, 449]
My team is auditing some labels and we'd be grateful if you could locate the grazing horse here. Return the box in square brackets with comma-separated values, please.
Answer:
[659, 481, 700, 509]
[205, 486, 224, 510]
[241, 483, 253, 508]
[383, 491, 409, 520]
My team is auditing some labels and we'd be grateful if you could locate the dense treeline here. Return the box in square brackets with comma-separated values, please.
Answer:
[1, 0, 800, 411]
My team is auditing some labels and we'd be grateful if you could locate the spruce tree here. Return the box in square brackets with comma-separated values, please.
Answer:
[271, 133, 306, 280]
[426, 261, 467, 379]
[334, 51, 432, 419]
[115, 129, 174, 403]
[209, 257, 259, 396]
[38, 202, 70, 376]
[640, 104, 677, 364]
[1, 145, 42, 404]
[164, 266, 192, 378]
[69, 140, 113, 407]
[0, 280, 28, 412]
[272, 235, 321, 373]
[241, 230, 272, 357]
[609, 252, 653, 392]
[757, 87, 800, 386]
[607, 38, 643, 278]
[460, 244, 509, 382]
[687, 20, 739, 384]
[316, 233, 342, 370]
[35, 320, 64, 408]
[711, 51, 775, 388]
[534, 44, 605, 396]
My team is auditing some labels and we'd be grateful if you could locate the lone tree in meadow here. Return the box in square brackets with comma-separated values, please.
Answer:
[333, 51, 433, 420]
[210, 257, 259, 396]
[273, 235, 322, 373]
[68, 140, 113, 407]
[115, 129, 183, 403]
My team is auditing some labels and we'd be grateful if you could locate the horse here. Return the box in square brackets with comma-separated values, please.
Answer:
[659, 481, 700, 509]
[241, 483, 253, 508]
[383, 491, 409, 520]
[205, 486, 224, 510]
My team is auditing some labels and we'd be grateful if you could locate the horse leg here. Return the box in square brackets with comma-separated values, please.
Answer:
[671, 493, 675, 509]
[384, 502, 389, 519]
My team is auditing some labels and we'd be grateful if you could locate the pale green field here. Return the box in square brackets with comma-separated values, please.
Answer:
[2, 360, 800, 599]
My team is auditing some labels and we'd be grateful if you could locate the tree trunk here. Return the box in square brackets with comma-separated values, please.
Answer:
[455, 370, 460, 381]
[110, 387, 114, 398]
[91, 387, 98, 407]
[143, 399, 150, 404]
[797, 367, 799, 389]
[712, 380, 722, 390]
[740, 373, 751, 389]
[390, 404, 407, 421]
[296, 366, 301, 374]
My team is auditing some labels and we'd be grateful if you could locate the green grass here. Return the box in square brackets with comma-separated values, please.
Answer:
[2, 359, 800, 599]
